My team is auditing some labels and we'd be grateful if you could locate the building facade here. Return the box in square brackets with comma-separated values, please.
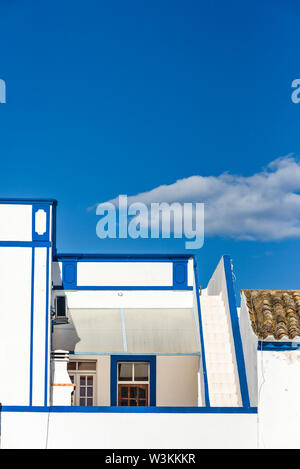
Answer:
[0, 199, 298, 448]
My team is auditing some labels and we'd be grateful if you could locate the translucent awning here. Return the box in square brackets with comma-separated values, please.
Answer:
[52, 308, 200, 354]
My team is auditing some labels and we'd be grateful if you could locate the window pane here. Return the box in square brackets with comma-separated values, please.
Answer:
[80, 398, 85, 406]
[78, 362, 96, 371]
[138, 400, 146, 406]
[134, 363, 148, 381]
[80, 387, 86, 397]
[87, 399, 93, 406]
[67, 362, 76, 371]
[87, 387, 93, 397]
[129, 399, 137, 406]
[120, 399, 128, 406]
[120, 387, 128, 398]
[80, 376, 86, 385]
[130, 387, 137, 398]
[118, 363, 133, 381]
[87, 376, 93, 386]
[138, 386, 146, 399]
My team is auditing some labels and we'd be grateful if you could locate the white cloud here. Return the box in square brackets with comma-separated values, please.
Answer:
[95, 155, 300, 241]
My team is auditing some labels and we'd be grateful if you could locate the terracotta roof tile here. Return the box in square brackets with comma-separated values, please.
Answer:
[242, 290, 300, 340]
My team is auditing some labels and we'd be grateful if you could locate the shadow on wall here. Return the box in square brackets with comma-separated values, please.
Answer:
[52, 307, 81, 352]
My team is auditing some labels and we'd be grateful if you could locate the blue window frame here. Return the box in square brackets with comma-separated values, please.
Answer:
[110, 355, 156, 406]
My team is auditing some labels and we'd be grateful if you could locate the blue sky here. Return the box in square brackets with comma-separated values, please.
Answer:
[0, 0, 300, 291]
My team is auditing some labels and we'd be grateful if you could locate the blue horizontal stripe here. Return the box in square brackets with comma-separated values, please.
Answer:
[258, 341, 300, 351]
[0, 198, 57, 205]
[55, 254, 193, 262]
[69, 352, 201, 356]
[1, 405, 258, 414]
[53, 286, 193, 291]
[0, 241, 52, 247]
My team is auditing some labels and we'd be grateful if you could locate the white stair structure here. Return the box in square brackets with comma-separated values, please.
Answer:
[200, 293, 241, 407]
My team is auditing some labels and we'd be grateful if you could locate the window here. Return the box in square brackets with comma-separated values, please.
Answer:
[111, 355, 156, 406]
[67, 360, 97, 406]
[55, 296, 66, 318]
[117, 362, 149, 406]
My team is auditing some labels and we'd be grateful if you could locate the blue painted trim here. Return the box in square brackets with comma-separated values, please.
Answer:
[110, 355, 156, 406]
[51, 202, 57, 257]
[29, 248, 35, 406]
[173, 260, 188, 289]
[0, 199, 57, 205]
[1, 405, 258, 414]
[53, 285, 193, 291]
[0, 241, 51, 247]
[54, 257, 194, 290]
[258, 341, 300, 351]
[193, 262, 210, 407]
[69, 352, 201, 356]
[55, 254, 193, 262]
[32, 203, 50, 242]
[44, 247, 50, 406]
[62, 261, 77, 289]
[223, 255, 250, 409]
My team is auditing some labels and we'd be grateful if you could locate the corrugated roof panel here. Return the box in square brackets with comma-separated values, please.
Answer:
[52, 308, 200, 354]
[124, 308, 199, 353]
[53, 309, 124, 353]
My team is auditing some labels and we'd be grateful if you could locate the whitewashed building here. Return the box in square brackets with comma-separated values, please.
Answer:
[0, 198, 298, 449]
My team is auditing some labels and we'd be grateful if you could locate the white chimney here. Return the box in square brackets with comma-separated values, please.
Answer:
[50, 350, 75, 406]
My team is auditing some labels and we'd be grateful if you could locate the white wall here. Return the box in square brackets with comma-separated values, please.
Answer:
[0, 204, 32, 241]
[187, 258, 194, 287]
[53, 289, 194, 309]
[77, 262, 173, 287]
[32, 247, 51, 406]
[97, 356, 111, 406]
[239, 293, 258, 407]
[0, 202, 54, 406]
[0, 246, 52, 406]
[257, 349, 300, 449]
[156, 356, 199, 406]
[0, 247, 32, 405]
[1, 411, 258, 449]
